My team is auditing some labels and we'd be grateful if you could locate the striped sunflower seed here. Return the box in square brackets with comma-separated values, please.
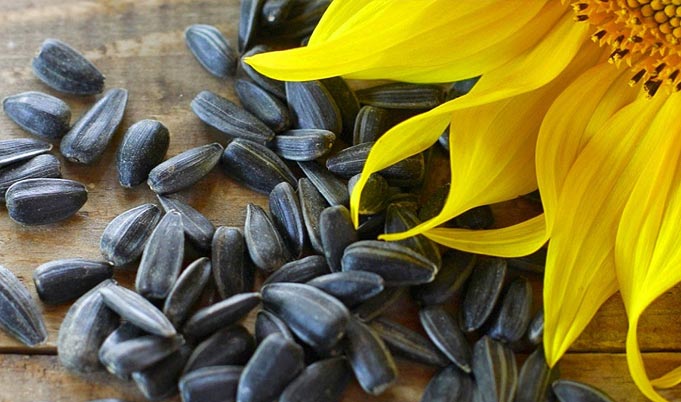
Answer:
[262, 0, 329, 40]
[179, 365, 243, 402]
[157, 194, 215, 251]
[261, 0, 295, 26]
[348, 173, 389, 215]
[298, 160, 348, 206]
[527, 309, 544, 346]
[191, 90, 275, 143]
[356, 210, 387, 241]
[0, 264, 47, 346]
[419, 305, 472, 373]
[32, 39, 104, 95]
[262, 282, 350, 351]
[99, 334, 184, 377]
[507, 248, 546, 275]
[515, 346, 559, 402]
[321, 77, 359, 142]
[488, 277, 533, 344]
[0, 154, 61, 202]
[183, 292, 261, 340]
[462, 257, 508, 332]
[352, 287, 405, 323]
[240, 45, 286, 99]
[552, 379, 615, 402]
[285, 80, 342, 133]
[384, 204, 442, 268]
[132, 345, 192, 401]
[185, 24, 237, 78]
[116, 119, 170, 188]
[342, 240, 438, 286]
[255, 310, 293, 344]
[269, 182, 305, 258]
[58, 279, 119, 373]
[352, 105, 391, 145]
[99, 203, 162, 266]
[3, 91, 71, 139]
[308, 271, 384, 308]
[319, 205, 357, 272]
[472, 336, 517, 402]
[5, 178, 87, 225]
[245, 203, 291, 272]
[60, 88, 128, 164]
[163, 257, 213, 328]
[148, 142, 223, 194]
[99, 285, 176, 337]
[239, 0, 264, 52]
[211, 226, 254, 299]
[342, 318, 397, 396]
[280, 356, 351, 402]
[356, 83, 444, 109]
[412, 250, 476, 306]
[221, 139, 296, 194]
[98, 323, 144, 379]
[235, 79, 291, 132]
[420, 365, 474, 402]
[272, 129, 335, 161]
[0, 138, 52, 168]
[369, 317, 448, 368]
[237, 333, 305, 402]
[135, 210, 185, 300]
[298, 178, 327, 254]
[183, 325, 255, 374]
[33, 258, 113, 305]
[263, 255, 329, 286]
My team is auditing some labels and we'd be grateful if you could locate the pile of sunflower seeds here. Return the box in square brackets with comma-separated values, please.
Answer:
[0, 0, 617, 401]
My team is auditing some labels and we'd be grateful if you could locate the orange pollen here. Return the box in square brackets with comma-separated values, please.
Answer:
[572, 0, 681, 96]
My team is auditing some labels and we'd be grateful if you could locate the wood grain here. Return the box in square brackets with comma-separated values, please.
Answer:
[0, 0, 680, 401]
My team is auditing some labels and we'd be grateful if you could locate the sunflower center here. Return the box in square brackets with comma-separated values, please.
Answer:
[574, 0, 681, 95]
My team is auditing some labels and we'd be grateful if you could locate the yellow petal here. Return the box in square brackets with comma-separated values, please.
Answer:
[543, 93, 667, 367]
[423, 214, 547, 257]
[613, 92, 681, 401]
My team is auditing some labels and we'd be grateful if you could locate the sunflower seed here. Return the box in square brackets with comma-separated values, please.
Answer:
[412, 250, 476, 306]
[157, 194, 215, 251]
[261, 0, 294, 26]
[353, 105, 391, 145]
[135, 210, 185, 300]
[269, 182, 306, 258]
[448, 77, 479, 99]
[455, 205, 495, 229]
[387, 191, 420, 212]
[321, 77, 359, 142]
[298, 160, 348, 206]
[472, 336, 517, 402]
[240, 45, 286, 99]
[342, 240, 437, 286]
[0, 154, 61, 202]
[185, 24, 237, 78]
[262, 282, 350, 351]
[343, 318, 397, 395]
[191, 90, 275, 143]
[3, 91, 71, 140]
[255, 310, 293, 343]
[32, 39, 104, 95]
[326, 142, 425, 186]
[384, 204, 442, 268]
[245, 203, 291, 272]
[507, 248, 546, 275]
[183, 292, 261, 340]
[0, 264, 47, 346]
[132, 344, 192, 401]
[420, 305, 471, 373]
[183, 325, 255, 373]
[33, 258, 113, 305]
[516, 346, 559, 402]
[356, 83, 444, 109]
[356, 210, 387, 240]
[238, 333, 305, 402]
[148, 142, 223, 194]
[286, 80, 342, 133]
[352, 287, 405, 322]
[263, 255, 329, 285]
[272, 130, 335, 161]
[100, 335, 184, 377]
[60, 88, 128, 164]
[221, 138, 296, 194]
[308, 271, 384, 309]
[58, 279, 118, 373]
[212, 226, 254, 299]
[419, 184, 450, 223]
[98, 323, 145, 380]
[0, 138, 52, 168]
[420, 365, 474, 402]
[527, 309, 544, 346]
[552, 379, 615, 402]
[347, 173, 389, 215]
[100, 203, 162, 266]
[99, 285, 176, 337]
[179, 365, 242, 402]
[369, 317, 448, 368]
[239, 0, 264, 52]
[298, 178, 327, 254]
[262, 0, 329, 39]
[462, 257, 507, 332]
[5, 178, 87, 225]
[438, 130, 449, 152]
[318, 206, 357, 272]
[488, 277, 533, 344]
[116, 119, 170, 188]
[235, 79, 291, 132]
[163, 257, 213, 328]
[281, 356, 351, 402]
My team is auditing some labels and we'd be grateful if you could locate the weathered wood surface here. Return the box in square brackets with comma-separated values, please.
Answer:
[0, 0, 680, 401]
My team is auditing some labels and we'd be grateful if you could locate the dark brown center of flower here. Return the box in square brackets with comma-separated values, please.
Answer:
[573, 0, 681, 96]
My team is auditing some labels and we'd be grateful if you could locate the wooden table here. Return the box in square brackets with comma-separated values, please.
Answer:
[0, 1, 679, 401]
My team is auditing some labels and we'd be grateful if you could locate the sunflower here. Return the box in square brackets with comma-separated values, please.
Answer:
[246, 1, 681, 400]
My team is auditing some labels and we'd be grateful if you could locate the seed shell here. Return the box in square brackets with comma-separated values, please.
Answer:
[488, 277, 533, 344]
[60, 88, 128, 164]
[163, 257, 213, 328]
[98, 323, 145, 380]
[0, 154, 61, 202]
[419, 305, 472, 373]
[3, 91, 71, 139]
[261, 0, 294, 26]
[298, 178, 327, 254]
[157, 194, 215, 251]
[239, 0, 264, 52]
[263, 255, 329, 285]
[552, 379, 615, 402]
[280, 356, 351, 402]
[462, 257, 508, 332]
[5, 178, 87, 226]
[244, 203, 291, 272]
[100, 203, 162, 266]
[221, 138, 296, 194]
[412, 250, 476, 306]
[420, 365, 474, 402]
[472, 336, 517, 402]
[286, 80, 342, 134]
[185, 24, 237, 78]
[353, 105, 392, 145]
[211, 226, 254, 299]
[240, 45, 286, 99]
[298, 160, 348, 206]
[348, 173, 389, 215]
[132, 344, 192, 401]
[31, 38, 105, 95]
[0, 264, 47, 346]
[356, 83, 444, 109]
[148, 142, 223, 194]
[352, 287, 405, 323]
[272, 130, 335, 161]
[183, 292, 261, 340]
[308, 271, 384, 308]
[255, 310, 293, 343]
[269, 182, 306, 258]
[99, 285, 176, 337]
[384, 204, 442, 268]
[515, 346, 559, 402]
[369, 317, 448, 368]
[261, 0, 329, 39]
[179, 365, 243, 402]
[321, 76, 359, 142]
[319, 205, 357, 272]
[235, 79, 291, 132]
[0, 138, 52, 168]
[527, 309, 544, 346]
[116, 119, 170, 188]
[99, 335, 184, 377]
[183, 325, 255, 373]
[33, 258, 113, 305]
